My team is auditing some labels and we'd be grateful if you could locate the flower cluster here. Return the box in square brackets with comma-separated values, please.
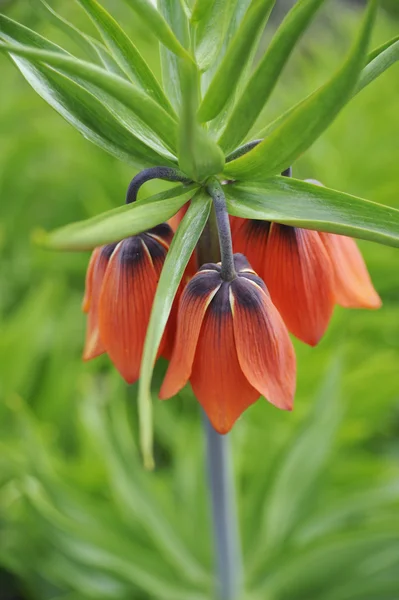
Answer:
[83, 180, 380, 433]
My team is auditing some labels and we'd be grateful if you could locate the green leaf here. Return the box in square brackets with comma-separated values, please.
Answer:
[224, 177, 399, 248]
[0, 15, 173, 166]
[223, 0, 377, 180]
[138, 189, 211, 469]
[357, 35, 399, 93]
[157, 0, 190, 112]
[122, 0, 192, 61]
[39, 184, 198, 250]
[197, 0, 275, 123]
[194, 0, 235, 71]
[0, 43, 178, 154]
[190, 0, 213, 23]
[76, 0, 175, 114]
[178, 61, 225, 181]
[248, 360, 343, 573]
[218, 0, 327, 153]
[20, 63, 175, 168]
[255, 35, 399, 142]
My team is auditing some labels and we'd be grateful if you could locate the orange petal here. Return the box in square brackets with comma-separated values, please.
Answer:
[160, 270, 221, 398]
[231, 219, 270, 276]
[265, 225, 335, 346]
[83, 244, 117, 361]
[319, 232, 381, 309]
[231, 275, 296, 411]
[190, 283, 260, 434]
[98, 236, 165, 384]
[82, 247, 101, 313]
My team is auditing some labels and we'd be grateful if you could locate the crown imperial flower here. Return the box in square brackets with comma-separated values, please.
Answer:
[160, 254, 296, 433]
[83, 224, 174, 383]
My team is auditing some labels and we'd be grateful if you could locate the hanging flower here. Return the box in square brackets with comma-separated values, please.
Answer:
[82, 223, 174, 383]
[231, 194, 381, 345]
[160, 254, 296, 434]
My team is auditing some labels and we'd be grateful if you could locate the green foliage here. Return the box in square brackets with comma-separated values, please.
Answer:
[225, 178, 399, 247]
[138, 191, 211, 468]
[1, 2, 399, 598]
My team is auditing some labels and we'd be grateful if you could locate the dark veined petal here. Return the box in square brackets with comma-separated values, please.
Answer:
[231, 219, 271, 276]
[160, 269, 221, 399]
[190, 283, 259, 434]
[230, 275, 296, 411]
[265, 224, 335, 346]
[83, 243, 117, 361]
[98, 235, 166, 384]
[319, 232, 381, 309]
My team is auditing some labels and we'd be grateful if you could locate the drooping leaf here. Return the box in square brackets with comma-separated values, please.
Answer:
[178, 61, 225, 181]
[197, 0, 275, 123]
[76, 0, 175, 114]
[256, 34, 399, 142]
[224, 177, 399, 248]
[122, 0, 192, 61]
[38, 184, 197, 250]
[0, 43, 179, 154]
[157, 0, 190, 112]
[218, 0, 327, 153]
[194, 0, 236, 71]
[223, 0, 377, 180]
[138, 190, 212, 469]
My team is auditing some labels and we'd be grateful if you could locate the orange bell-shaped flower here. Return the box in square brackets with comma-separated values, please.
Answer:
[82, 223, 174, 383]
[160, 254, 296, 434]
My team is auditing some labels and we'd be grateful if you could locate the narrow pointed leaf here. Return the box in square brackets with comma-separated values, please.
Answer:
[191, 0, 213, 23]
[224, 177, 399, 248]
[356, 35, 399, 93]
[256, 34, 399, 141]
[0, 43, 178, 153]
[38, 185, 198, 250]
[218, 0, 327, 153]
[157, 0, 190, 112]
[38, 0, 106, 64]
[224, 0, 377, 180]
[198, 0, 275, 122]
[138, 190, 212, 469]
[194, 0, 235, 71]
[76, 0, 175, 114]
[178, 61, 225, 181]
[18, 63, 175, 167]
[122, 0, 192, 61]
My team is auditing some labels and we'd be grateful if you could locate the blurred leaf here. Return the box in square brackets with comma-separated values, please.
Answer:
[40, 184, 197, 250]
[138, 190, 211, 468]
[76, 0, 175, 114]
[158, 0, 190, 112]
[194, 0, 235, 71]
[256, 35, 399, 143]
[197, 0, 275, 123]
[218, 0, 327, 153]
[191, 0, 213, 23]
[225, 177, 399, 247]
[368, 34, 399, 62]
[357, 36, 399, 93]
[178, 62, 225, 181]
[122, 0, 192, 61]
[224, 0, 377, 180]
[248, 361, 343, 573]
[0, 43, 179, 154]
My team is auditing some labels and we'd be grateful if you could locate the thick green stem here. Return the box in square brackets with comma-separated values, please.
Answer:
[197, 210, 243, 600]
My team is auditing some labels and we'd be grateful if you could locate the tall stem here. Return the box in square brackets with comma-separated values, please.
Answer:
[197, 208, 243, 600]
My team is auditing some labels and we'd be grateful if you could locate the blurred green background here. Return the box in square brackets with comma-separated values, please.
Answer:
[0, 1, 399, 599]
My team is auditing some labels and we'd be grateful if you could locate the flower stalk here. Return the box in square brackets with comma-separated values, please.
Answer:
[197, 190, 243, 600]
